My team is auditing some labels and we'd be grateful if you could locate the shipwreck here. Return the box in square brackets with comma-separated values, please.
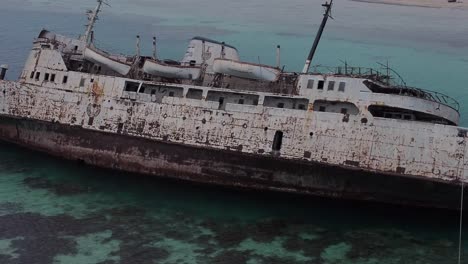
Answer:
[0, 0, 466, 209]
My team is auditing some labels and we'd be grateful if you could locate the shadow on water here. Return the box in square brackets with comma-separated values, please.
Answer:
[0, 141, 467, 263]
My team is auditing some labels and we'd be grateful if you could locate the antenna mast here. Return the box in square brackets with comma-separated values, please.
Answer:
[302, 0, 333, 74]
[82, 0, 106, 45]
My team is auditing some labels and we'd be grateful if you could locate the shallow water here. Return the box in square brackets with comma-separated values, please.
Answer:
[0, 142, 466, 264]
[1, 0, 468, 263]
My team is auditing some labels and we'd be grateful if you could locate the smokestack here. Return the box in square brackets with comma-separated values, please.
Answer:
[136, 35, 141, 57]
[152, 36, 157, 60]
[276, 45, 281, 68]
[0, 65, 8, 80]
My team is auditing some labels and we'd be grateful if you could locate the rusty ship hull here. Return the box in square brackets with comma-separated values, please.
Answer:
[0, 114, 463, 209]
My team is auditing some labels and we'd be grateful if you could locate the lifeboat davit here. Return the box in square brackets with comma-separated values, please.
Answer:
[84, 46, 132, 76]
[143, 59, 201, 80]
[213, 59, 281, 82]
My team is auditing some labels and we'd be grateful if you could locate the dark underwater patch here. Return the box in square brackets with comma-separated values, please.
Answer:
[23, 177, 88, 196]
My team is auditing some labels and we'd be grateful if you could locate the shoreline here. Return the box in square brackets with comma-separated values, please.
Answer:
[350, 0, 468, 9]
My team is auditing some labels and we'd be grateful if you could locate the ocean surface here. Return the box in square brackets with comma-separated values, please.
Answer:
[1, 0, 468, 263]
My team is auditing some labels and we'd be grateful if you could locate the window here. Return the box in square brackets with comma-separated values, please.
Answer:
[169, 91, 175, 97]
[277, 103, 284, 108]
[394, 114, 402, 119]
[317, 80, 324, 90]
[50, 74, 56, 82]
[35, 72, 40, 81]
[339, 82, 346, 92]
[79, 78, 85, 87]
[90, 78, 94, 83]
[307, 79, 314, 89]
[44, 73, 50, 81]
[328, 81, 335, 91]
[404, 115, 412, 120]
[74, 45, 78, 51]
[62, 76, 68, 84]
[319, 106, 326, 112]
[238, 99, 244, 105]
[151, 89, 156, 95]
[384, 113, 392, 118]
[341, 108, 348, 114]
[298, 104, 306, 110]
[30, 71, 35, 79]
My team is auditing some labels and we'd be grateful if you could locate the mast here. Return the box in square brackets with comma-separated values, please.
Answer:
[82, 0, 105, 45]
[302, 0, 333, 74]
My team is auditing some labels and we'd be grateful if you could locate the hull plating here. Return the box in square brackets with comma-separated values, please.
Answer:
[0, 115, 463, 209]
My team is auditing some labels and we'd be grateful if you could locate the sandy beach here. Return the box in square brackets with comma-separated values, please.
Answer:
[351, 0, 468, 9]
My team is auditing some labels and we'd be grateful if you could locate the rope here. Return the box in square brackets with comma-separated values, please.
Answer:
[458, 180, 464, 264]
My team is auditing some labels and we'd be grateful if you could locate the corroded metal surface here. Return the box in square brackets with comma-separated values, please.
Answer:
[0, 75, 467, 208]
[0, 115, 465, 209]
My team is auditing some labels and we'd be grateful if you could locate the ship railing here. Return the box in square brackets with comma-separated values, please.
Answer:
[398, 86, 460, 112]
[309, 65, 460, 112]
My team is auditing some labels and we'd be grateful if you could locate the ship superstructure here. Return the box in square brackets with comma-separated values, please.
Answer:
[0, 0, 466, 209]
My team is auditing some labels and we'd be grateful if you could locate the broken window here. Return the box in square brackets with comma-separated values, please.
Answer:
[272, 131, 284, 151]
[124, 81, 140, 92]
[328, 81, 335, 91]
[206, 91, 259, 107]
[44, 73, 50, 81]
[369, 105, 453, 125]
[50, 74, 56, 82]
[317, 80, 324, 90]
[62, 76, 68, 84]
[30, 71, 35, 79]
[218, 97, 225, 110]
[35, 72, 40, 81]
[264, 96, 309, 110]
[307, 79, 314, 89]
[339, 82, 346, 92]
[314, 100, 359, 115]
[186, 88, 203, 100]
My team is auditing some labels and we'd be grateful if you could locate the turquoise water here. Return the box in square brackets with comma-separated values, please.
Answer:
[1, 0, 468, 263]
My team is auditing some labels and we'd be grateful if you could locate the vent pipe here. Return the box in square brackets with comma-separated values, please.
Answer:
[152, 36, 157, 60]
[302, 0, 333, 74]
[136, 35, 141, 57]
[0, 65, 8, 80]
[221, 42, 226, 59]
[276, 45, 281, 68]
